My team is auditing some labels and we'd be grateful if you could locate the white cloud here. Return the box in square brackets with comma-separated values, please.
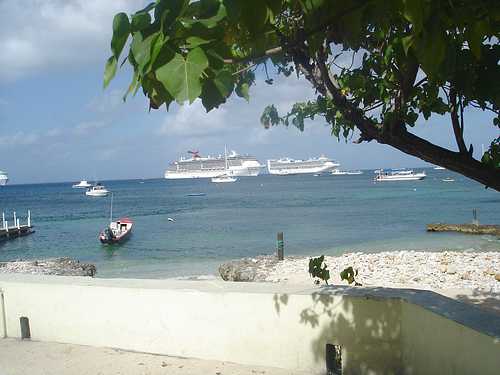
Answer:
[0, 0, 144, 81]
[74, 120, 109, 135]
[159, 100, 230, 137]
[0, 132, 40, 147]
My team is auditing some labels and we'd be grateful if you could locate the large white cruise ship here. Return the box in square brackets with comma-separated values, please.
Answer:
[164, 150, 263, 179]
[0, 170, 8, 186]
[267, 156, 339, 175]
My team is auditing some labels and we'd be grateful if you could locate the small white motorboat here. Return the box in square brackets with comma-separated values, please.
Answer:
[72, 180, 92, 188]
[331, 169, 348, 175]
[442, 177, 455, 182]
[211, 174, 237, 183]
[346, 170, 363, 175]
[85, 183, 110, 197]
[211, 146, 237, 183]
[375, 170, 426, 182]
[434, 166, 446, 170]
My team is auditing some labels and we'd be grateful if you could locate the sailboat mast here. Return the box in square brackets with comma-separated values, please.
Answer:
[110, 193, 113, 222]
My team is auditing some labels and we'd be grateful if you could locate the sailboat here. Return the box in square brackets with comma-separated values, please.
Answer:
[99, 193, 133, 244]
[211, 146, 238, 183]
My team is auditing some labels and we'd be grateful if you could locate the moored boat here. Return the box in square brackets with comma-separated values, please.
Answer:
[85, 183, 110, 197]
[375, 170, 426, 182]
[211, 146, 238, 183]
[211, 174, 237, 183]
[99, 217, 133, 244]
[72, 180, 92, 188]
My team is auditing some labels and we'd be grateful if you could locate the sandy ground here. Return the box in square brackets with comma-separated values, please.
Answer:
[0, 339, 307, 375]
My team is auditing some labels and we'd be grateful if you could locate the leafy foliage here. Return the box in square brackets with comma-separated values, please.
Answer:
[105, 0, 500, 189]
[340, 266, 362, 286]
[308, 255, 330, 285]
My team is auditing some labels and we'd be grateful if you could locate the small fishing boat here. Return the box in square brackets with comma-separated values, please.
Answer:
[99, 217, 133, 244]
[434, 166, 446, 170]
[187, 192, 206, 197]
[85, 183, 110, 197]
[442, 177, 455, 182]
[99, 194, 132, 244]
[72, 180, 92, 188]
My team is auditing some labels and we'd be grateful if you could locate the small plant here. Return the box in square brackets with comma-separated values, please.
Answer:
[309, 255, 330, 285]
[340, 266, 362, 286]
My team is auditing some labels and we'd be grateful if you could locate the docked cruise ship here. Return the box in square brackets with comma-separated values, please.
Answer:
[164, 150, 263, 179]
[267, 156, 339, 175]
[0, 170, 8, 186]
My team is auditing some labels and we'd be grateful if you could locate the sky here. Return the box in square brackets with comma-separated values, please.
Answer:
[0, 0, 498, 184]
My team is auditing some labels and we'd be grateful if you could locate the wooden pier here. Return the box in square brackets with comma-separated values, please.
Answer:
[0, 210, 34, 240]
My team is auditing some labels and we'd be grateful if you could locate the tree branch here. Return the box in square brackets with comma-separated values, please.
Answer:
[449, 86, 468, 154]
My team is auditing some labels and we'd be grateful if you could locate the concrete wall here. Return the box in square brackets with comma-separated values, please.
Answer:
[0, 275, 499, 375]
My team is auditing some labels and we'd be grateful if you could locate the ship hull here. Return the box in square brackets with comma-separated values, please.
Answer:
[268, 162, 338, 175]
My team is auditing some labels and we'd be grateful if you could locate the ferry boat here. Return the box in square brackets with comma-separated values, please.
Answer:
[164, 149, 262, 179]
[0, 171, 8, 186]
[267, 156, 339, 175]
[375, 170, 426, 182]
[72, 180, 92, 188]
[85, 184, 110, 197]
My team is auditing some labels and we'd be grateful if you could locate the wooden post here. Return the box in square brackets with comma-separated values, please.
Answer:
[277, 232, 284, 260]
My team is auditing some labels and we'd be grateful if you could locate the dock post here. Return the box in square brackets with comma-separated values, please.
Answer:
[4, 221, 7, 233]
[1, 212, 4, 229]
[13, 212, 16, 228]
[17, 219, 20, 229]
[277, 232, 284, 260]
[27, 210, 31, 227]
[472, 209, 479, 226]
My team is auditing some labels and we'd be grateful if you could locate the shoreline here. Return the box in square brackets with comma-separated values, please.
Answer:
[218, 250, 500, 290]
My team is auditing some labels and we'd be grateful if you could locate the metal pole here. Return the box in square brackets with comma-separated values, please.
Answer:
[27, 210, 31, 227]
[277, 232, 284, 260]
[110, 193, 113, 222]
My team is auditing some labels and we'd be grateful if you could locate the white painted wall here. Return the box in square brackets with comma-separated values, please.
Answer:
[0, 275, 498, 375]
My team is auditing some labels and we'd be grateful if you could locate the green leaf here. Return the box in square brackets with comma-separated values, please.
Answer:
[186, 36, 214, 48]
[401, 35, 414, 55]
[235, 82, 249, 101]
[111, 13, 130, 60]
[103, 56, 117, 89]
[213, 70, 234, 98]
[181, 2, 226, 28]
[131, 12, 151, 31]
[131, 32, 159, 74]
[156, 48, 209, 104]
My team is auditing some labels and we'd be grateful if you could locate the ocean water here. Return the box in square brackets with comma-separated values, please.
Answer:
[0, 169, 499, 278]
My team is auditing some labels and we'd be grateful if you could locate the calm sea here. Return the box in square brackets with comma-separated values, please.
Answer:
[1, 169, 499, 278]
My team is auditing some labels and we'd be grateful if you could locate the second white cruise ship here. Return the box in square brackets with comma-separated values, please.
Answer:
[164, 150, 263, 179]
[267, 156, 339, 175]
